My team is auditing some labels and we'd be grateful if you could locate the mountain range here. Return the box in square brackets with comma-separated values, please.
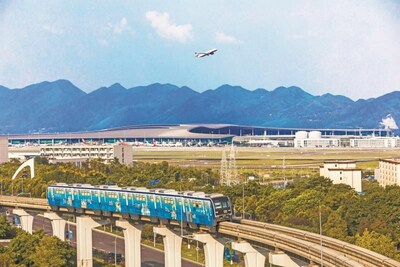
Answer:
[0, 79, 399, 134]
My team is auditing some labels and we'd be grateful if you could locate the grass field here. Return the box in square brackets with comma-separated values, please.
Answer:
[133, 146, 400, 178]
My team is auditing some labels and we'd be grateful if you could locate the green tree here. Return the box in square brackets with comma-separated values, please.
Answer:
[323, 211, 347, 240]
[0, 215, 13, 238]
[0, 245, 11, 267]
[355, 228, 398, 259]
[30, 236, 76, 267]
[7, 230, 41, 266]
[141, 224, 154, 240]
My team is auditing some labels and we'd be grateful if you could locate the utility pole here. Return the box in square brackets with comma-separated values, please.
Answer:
[283, 156, 287, 189]
[319, 205, 323, 267]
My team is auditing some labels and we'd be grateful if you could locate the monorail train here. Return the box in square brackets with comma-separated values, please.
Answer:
[47, 183, 232, 227]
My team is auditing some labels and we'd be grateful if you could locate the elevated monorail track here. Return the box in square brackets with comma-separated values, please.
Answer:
[1, 196, 399, 267]
[219, 220, 400, 267]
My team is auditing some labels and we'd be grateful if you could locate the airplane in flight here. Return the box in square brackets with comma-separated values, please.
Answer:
[195, 48, 218, 58]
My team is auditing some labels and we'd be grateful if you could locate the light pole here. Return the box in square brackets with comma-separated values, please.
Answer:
[242, 181, 245, 219]
[114, 235, 117, 266]
[180, 175, 183, 237]
[319, 205, 323, 267]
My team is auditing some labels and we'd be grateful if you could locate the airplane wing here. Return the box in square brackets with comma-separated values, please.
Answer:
[205, 48, 217, 55]
[195, 49, 217, 58]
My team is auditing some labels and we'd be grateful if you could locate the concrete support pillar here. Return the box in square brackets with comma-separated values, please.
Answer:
[153, 226, 182, 267]
[13, 209, 33, 234]
[192, 233, 224, 267]
[76, 216, 101, 267]
[268, 250, 300, 267]
[116, 220, 142, 267]
[44, 212, 66, 241]
[231, 240, 265, 267]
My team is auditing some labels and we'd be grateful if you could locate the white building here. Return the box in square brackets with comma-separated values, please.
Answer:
[320, 161, 362, 192]
[320, 161, 356, 178]
[0, 138, 8, 163]
[113, 144, 133, 165]
[40, 144, 132, 165]
[375, 159, 400, 187]
[350, 137, 400, 148]
[294, 131, 339, 148]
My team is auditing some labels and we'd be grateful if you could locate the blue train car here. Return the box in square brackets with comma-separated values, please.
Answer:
[47, 183, 232, 227]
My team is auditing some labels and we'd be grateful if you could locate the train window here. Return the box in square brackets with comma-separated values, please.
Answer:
[107, 192, 117, 198]
[163, 197, 170, 204]
[222, 202, 228, 208]
[214, 202, 222, 209]
[137, 194, 145, 201]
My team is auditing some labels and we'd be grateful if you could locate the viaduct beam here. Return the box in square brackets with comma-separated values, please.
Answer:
[13, 209, 33, 234]
[76, 216, 100, 267]
[192, 233, 224, 267]
[269, 250, 301, 267]
[116, 220, 142, 267]
[231, 240, 266, 267]
[44, 212, 66, 241]
[153, 226, 182, 267]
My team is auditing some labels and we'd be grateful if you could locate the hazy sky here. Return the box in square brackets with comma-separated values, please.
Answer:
[0, 0, 399, 99]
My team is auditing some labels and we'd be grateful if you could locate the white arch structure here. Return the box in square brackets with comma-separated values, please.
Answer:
[12, 158, 35, 180]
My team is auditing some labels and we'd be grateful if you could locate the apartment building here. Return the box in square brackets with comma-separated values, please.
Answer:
[320, 161, 362, 192]
[375, 159, 400, 187]
[40, 144, 132, 165]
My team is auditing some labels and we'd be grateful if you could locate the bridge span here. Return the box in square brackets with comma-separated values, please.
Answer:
[0, 196, 399, 267]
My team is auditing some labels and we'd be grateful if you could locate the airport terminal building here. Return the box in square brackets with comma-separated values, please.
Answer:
[2, 124, 394, 148]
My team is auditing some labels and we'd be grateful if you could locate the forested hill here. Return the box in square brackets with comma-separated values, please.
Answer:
[0, 79, 399, 134]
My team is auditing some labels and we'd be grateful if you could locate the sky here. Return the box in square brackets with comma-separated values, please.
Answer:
[0, 0, 399, 100]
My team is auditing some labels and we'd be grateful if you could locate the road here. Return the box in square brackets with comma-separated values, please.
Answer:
[30, 214, 202, 267]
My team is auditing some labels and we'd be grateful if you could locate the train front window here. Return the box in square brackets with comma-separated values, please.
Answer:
[214, 202, 222, 209]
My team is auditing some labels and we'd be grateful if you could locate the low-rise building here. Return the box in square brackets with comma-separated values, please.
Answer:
[0, 138, 8, 163]
[40, 144, 132, 166]
[320, 161, 362, 192]
[375, 159, 400, 187]
[113, 144, 133, 165]
[350, 137, 400, 148]
[320, 161, 356, 178]
[294, 131, 339, 148]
